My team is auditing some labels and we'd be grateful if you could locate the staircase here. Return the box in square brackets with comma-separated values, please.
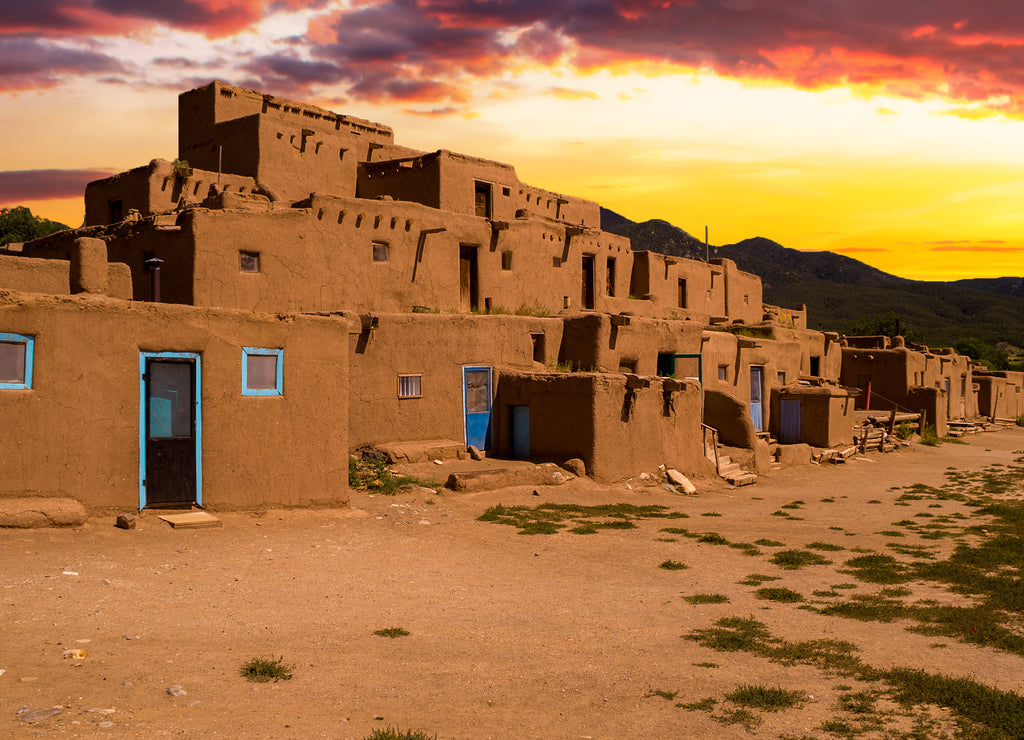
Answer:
[702, 424, 758, 487]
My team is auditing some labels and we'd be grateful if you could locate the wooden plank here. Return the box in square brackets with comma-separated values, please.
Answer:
[157, 512, 222, 529]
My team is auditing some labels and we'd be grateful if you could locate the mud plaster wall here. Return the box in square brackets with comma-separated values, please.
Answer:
[772, 388, 854, 448]
[0, 293, 348, 511]
[24, 223, 195, 304]
[496, 372, 705, 482]
[0, 255, 70, 294]
[559, 315, 703, 375]
[908, 386, 947, 437]
[700, 330, 804, 434]
[85, 160, 256, 226]
[347, 313, 563, 450]
[704, 389, 757, 448]
[841, 348, 974, 419]
[975, 372, 1024, 419]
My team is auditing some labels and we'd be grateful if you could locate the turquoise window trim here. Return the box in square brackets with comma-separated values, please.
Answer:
[0, 332, 34, 390]
[242, 347, 283, 396]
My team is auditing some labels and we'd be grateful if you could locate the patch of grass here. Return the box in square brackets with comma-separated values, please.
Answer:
[479, 502, 678, 535]
[644, 688, 677, 700]
[239, 656, 294, 683]
[677, 697, 717, 711]
[692, 662, 718, 668]
[701, 511, 722, 517]
[920, 424, 940, 446]
[364, 728, 437, 740]
[771, 549, 831, 569]
[756, 587, 804, 603]
[754, 538, 784, 547]
[781, 500, 805, 510]
[820, 497, 836, 503]
[880, 586, 912, 597]
[894, 421, 916, 440]
[373, 627, 411, 638]
[838, 692, 876, 714]
[686, 617, 1024, 736]
[726, 684, 805, 711]
[698, 532, 728, 544]
[659, 559, 688, 570]
[841, 554, 911, 584]
[739, 573, 780, 585]
[684, 593, 729, 605]
[716, 707, 761, 730]
[806, 542, 845, 551]
[813, 589, 840, 598]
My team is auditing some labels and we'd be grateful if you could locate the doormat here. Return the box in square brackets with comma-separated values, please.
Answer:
[157, 511, 222, 529]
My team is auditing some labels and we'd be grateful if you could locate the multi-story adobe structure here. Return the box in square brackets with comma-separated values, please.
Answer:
[0, 81, 975, 513]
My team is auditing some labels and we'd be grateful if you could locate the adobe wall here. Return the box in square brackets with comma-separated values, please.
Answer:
[178, 82, 393, 197]
[0, 291, 348, 511]
[772, 386, 854, 448]
[0, 254, 70, 295]
[841, 344, 974, 419]
[85, 159, 259, 226]
[496, 372, 706, 482]
[974, 371, 1024, 420]
[628, 253, 762, 323]
[24, 221, 196, 304]
[347, 313, 564, 450]
[2, 240, 133, 300]
[559, 314, 703, 375]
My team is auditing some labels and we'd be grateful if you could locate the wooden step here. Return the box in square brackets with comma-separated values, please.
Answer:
[725, 472, 758, 487]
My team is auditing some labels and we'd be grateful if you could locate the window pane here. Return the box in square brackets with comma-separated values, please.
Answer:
[372, 242, 388, 262]
[465, 370, 490, 413]
[0, 341, 26, 383]
[149, 362, 192, 438]
[398, 375, 421, 398]
[246, 353, 278, 390]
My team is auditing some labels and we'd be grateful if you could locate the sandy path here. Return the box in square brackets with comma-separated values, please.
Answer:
[3, 428, 1024, 739]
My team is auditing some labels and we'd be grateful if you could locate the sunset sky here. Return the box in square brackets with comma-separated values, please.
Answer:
[2, 1, 1022, 281]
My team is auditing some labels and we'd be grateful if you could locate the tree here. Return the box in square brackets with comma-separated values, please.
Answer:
[0, 206, 70, 246]
[848, 311, 917, 342]
[954, 337, 1007, 370]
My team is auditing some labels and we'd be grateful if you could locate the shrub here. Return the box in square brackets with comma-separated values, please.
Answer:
[239, 656, 293, 683]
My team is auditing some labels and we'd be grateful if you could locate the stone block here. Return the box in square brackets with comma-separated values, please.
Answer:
[776, 443, 812, 466]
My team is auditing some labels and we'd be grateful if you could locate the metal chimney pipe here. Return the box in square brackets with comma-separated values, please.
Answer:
[145, 256, 164, 303]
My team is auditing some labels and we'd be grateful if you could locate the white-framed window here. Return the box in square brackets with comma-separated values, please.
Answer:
[0, 333, 34, 390]
[398, 374, 422, 399]
[242, 347, 282, 396]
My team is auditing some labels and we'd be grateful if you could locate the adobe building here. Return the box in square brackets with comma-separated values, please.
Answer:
[840, 336, 978, 437]
[0, 81, 984, 512]
[973, 370, 1024, 421]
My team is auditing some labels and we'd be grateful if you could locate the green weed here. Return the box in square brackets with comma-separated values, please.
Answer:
[771, 550, 831, 569]
[373, 627, 411, 638]
[239, 656, 293, 683]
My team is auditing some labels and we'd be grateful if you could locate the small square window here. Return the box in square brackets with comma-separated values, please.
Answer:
[242, 348, 282, 396]
[398, 374, 422, 398]
[777, 371, 786, 384]
[239, 251, 260, 272]
[372, 241, 389, 263]
[717, 365, 728, 381]
[0, 333, 33, 390]
[501, 251, 513, 270]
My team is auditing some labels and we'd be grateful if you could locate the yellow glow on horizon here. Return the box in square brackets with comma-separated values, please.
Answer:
[10, 69, 1024, 281]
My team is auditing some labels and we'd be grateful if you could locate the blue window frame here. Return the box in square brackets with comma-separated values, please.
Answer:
[0, 333, 34, 390]
[242, 347, 283, 396]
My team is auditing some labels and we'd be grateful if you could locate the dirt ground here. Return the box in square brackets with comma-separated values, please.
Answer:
[4, 428, 1024, 739]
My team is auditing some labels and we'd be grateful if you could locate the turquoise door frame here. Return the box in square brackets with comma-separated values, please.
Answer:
[463, 365, 492, 450]
[139, 351, 201, 509]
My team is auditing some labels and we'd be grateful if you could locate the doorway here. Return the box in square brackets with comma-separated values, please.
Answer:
[749, 366, 764, 433]
[780, 398, 800, 443]
[463, 366, 492, 449]
[511, 405, 530, 458]
[460, 245, 478, 311]
[581, 254, 595, 309]
[140, 352, 201, 508]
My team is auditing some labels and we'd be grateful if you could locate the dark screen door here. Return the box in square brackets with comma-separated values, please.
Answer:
[145, 358, 197, 506]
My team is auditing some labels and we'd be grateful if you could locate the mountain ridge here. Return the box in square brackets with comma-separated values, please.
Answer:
[600, 208, 1024, 348]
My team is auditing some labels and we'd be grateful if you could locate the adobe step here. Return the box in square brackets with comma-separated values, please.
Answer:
[725, 472, 758, 487]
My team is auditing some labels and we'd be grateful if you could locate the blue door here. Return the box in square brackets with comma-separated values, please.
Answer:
[463, 366, 492, 449]
[780, 399, 800, 444]
[749, 366, 764, 433]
